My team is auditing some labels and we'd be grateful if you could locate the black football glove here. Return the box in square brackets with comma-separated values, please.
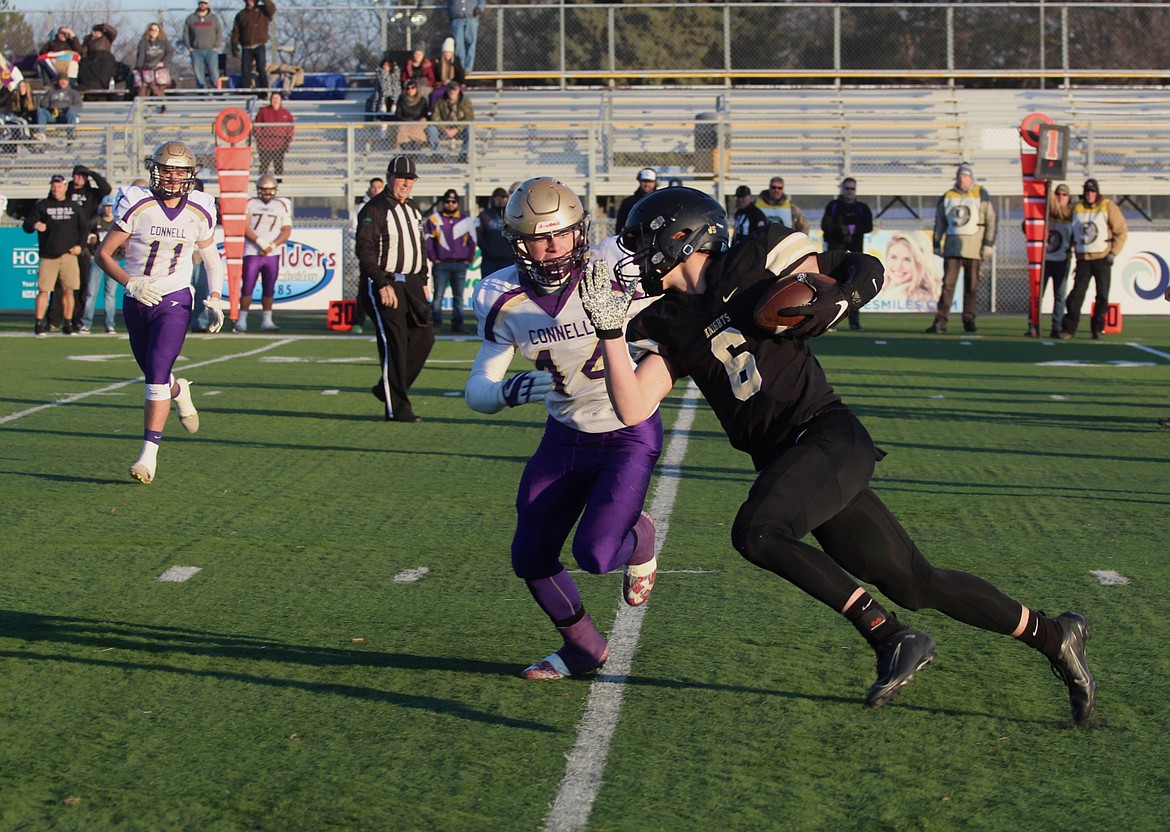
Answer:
[775, 274, 854, 339]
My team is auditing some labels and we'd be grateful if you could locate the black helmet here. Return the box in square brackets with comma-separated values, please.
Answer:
[616, 187, 728, 295]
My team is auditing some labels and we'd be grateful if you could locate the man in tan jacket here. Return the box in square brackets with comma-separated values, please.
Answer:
[927, 162, 996, 334]
[1051, 178, 1128, 340]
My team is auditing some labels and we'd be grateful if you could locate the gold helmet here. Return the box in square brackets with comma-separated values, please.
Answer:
[145, 141, 198, 199]
[503, 177, 590, 292]
[257, 174, 278, 202]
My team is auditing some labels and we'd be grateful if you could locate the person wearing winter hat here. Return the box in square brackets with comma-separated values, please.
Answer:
[926, 162, 997, 334]
[424, 188, 476, 333]
[1049, 177, 1128, 340]
[445, 0, 485, 73]
[434, 35, 466, 97]
[615, 168, 658, 234]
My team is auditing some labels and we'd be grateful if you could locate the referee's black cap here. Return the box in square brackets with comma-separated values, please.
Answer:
[387, 155, 418, 180]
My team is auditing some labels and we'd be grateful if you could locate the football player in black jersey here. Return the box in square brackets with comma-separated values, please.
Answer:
[579, 187, 1095, 723]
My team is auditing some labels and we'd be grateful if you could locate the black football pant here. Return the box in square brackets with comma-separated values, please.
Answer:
[731, 406, 1022, 634]
[1062, 256, 1112, 336]
[360, 275, 434, 420]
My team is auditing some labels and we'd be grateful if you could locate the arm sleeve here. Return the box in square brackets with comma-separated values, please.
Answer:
[464, 339, 516, 414]
[201, 239, 225, 295]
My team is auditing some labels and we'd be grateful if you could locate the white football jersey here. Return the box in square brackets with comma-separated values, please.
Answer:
[115, 186, 217, 296]
[244, 196, 292, 256]
[473, 242, 659, 433]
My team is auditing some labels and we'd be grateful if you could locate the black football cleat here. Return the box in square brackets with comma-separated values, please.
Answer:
[1049, 611, 1094, 723]
[866, 629, 937, 709]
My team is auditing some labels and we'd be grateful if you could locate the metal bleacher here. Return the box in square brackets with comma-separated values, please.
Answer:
[4, 85, 1170, 209]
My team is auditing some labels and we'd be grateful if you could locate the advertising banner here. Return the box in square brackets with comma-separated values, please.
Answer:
[0, 227, 40, 310]
[1044, 231, 1170, 316]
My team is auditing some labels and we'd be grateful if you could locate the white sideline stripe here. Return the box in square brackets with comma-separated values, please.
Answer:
[393, 567, 431, 583]
[544, 382, 701, 832]
[1129, 342, 1170, 362]
[0, 340, 291, 425]
[157, 566, 202, 583]
[1090, 569, 1131, 586]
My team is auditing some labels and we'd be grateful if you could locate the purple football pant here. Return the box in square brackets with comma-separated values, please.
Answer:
[511, 411, 663, 580]
[123, 288, 193, 384]
[241, 254, 280, 298]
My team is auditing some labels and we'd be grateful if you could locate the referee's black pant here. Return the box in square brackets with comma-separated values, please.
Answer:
[360, 274, 435, 421]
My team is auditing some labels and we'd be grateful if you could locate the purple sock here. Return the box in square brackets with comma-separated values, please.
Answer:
[556, 613, 608, 673]
[525, 568, 582, 623]
[144, 429, 163, 445]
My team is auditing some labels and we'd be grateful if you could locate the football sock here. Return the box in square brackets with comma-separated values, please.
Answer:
[238, 311, 249, 327]
[843, 591, 902, 646]
[555, 612, 607, 673]
[626, 512, 655, 567]
[525, 568, 583, 623]
[1014, 608, 1063, 660]
[138, 436, 161, 467]
[262, 310, 274, 326]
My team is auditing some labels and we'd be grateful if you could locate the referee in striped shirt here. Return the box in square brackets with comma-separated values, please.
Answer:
[355, 155, 435, 422]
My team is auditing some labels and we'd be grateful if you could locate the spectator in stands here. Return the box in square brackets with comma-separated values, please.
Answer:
[24, 174, 86, 337]
[401, 48, 436, 101]
[36, 76, 83, 135]
[254, 90, 294, 179]
[427, 83, 474, 160]
[425, 188, 476, 333]
[1, 80, 37, 148]
[731, 184, 766, 243]
[393, 79, 430, 150]
[368, 55, 401, 122]
[754, 176, 808, 233]
[433, 36, 466, 104]
[822, 176, 874, 331]
[927, 162, 996, 334]
[1053, 177, 1128, 341]
[134, 23, 174, 101]
[477, 186, 511, 279]
[184, 1, 224, 90]
[614, 168, 658, 234]
[78, 23, 118, 93]
[231, 0, 276, 95]
[446, 0, 485, 73]
[38, 27, 82, 86]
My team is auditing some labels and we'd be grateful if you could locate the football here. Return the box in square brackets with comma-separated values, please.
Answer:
[753, 273, 837, 333]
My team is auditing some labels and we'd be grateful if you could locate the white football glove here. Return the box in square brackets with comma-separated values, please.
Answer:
[255, 237, 272, 253]
[501, 370, 554, 407]
[203, 296, 225, 333]
[125, 277, 162, 307]
[578, 259, 630, 340]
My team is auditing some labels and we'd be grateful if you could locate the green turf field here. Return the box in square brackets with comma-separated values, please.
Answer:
[2, 312, 1168, 831]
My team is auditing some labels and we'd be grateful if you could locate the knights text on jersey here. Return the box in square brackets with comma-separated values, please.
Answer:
[244, 196, 292, 256]
[627, 224, 840, 466]
[473, 265, 658, 433]
[115, 186, 217, 297]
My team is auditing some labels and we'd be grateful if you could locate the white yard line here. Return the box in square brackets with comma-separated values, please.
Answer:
[543, 382, 701, 832]
[1127, 342, 1170, 362]
[0, 340, 292, 426]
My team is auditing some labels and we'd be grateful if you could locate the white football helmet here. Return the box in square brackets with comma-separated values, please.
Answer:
[504, 177, 590, 292]
[146, 141, 199, 199]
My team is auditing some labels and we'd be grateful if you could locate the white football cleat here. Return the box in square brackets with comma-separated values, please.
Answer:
[172, 378, 199, 433]
[129, 460, 155, 484]
[521, 652, 572, 680]
[259, 322, 280, 332]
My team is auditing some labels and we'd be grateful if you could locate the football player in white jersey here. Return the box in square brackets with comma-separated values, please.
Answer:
[464, 177, 663, 680]
[237, 174, 292, 332]
[96, 141, 226, 484]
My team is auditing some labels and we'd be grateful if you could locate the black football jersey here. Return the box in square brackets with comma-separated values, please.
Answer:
[628, 224, 850, 469]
